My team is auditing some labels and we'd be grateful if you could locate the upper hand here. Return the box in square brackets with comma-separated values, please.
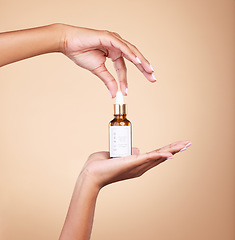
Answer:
[60, 24, 156, 98]
[80, 141, 191, 190]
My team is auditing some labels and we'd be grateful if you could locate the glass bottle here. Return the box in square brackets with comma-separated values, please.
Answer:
[109, 91, 132, 158]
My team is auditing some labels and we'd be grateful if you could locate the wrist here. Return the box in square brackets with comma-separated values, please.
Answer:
[49, 23, 67, 53]
[77, 169, 101, 195]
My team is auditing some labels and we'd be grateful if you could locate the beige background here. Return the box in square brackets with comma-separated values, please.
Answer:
[0, 0, 235, 239]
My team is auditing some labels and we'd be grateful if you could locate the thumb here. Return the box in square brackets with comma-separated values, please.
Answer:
[91, 63, 118, 98]
[132, 147, 140, 155]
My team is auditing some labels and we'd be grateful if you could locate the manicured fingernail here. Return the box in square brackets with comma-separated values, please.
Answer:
[167, 156, 174, 159]
[152, 73, 157, 81]
[185, 142, 192, 148]
[150, 65, 154, 72]
[180, 147, 187, 152]
[109, 91, 112, 98]
[136, 57, 141, 64]
[125, 88, 128, 95]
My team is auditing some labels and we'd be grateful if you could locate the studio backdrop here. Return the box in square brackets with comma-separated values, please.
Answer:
[0, 0, 234, 239]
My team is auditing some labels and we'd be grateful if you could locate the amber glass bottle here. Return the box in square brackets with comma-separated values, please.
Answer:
[109, 91, 132, 158]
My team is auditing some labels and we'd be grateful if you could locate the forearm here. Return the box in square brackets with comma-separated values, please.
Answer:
[0, 23, 64, 67]
[59, 172, 100, 240]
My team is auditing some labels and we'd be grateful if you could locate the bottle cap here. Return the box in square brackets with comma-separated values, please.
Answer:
[114, 91, 126, 115]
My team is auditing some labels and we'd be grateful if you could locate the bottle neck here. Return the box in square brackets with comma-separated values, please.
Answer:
[114, 104, 126, 115]
[114, 114, 126, 119]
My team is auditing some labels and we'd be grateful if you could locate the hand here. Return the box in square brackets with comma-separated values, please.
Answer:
[59, 141, 191, 240]
[80, 141, 192, 189]
[60, 24, 156, 98]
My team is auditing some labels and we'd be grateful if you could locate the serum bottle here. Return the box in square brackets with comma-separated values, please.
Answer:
[109, 91, 132, 158]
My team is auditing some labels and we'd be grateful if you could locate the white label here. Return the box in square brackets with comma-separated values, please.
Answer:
[109, 126, 131, 157]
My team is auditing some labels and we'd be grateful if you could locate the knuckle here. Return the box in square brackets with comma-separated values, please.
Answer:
[116, 65, 127, 73]
[112, 32, 121, 38]
[136, 171, 144, 177]
[130, 43, 137, 50]
[102, 30, 111, 36]
[104, 79, 116, 89]
[145, 153, 152, 161]
[136, 173, 142, 178]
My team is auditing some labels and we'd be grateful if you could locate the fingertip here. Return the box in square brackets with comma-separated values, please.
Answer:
[132, 147, 140, 155]
[166, 153, 174, 160]
[125, 87, 128, 96]
[109, 91, 117, 99]
[185, 142, 192, 148]
[152, 73, 157, 81]
[107, 83, 118, 99]
[179, 147, 187, 152]
[122, 90, 127, 96]
[135, 56, 155, 76]
[112, 91, 117, 98]
[179, 141, 192, 152]
[120, 84, 128, 96]
[150, 64, 155, 72]
[142, 71, 157, 83]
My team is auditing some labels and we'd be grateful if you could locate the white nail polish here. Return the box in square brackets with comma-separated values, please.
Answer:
[150, 65, 154, 72]
[152, 73, 157, 81]
[109, 91, 112, 98]
[185, 142, 192, 148]
[180, 147, 187, 152]
[125, 88, 128, 95]
[167, 156, 174, 159]
[136, 57, 141, 64]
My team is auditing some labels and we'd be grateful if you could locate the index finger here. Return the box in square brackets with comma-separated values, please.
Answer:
[113, 56, 128, 96]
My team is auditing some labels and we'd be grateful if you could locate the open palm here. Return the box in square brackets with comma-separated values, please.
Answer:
[80, 141, 191, 189]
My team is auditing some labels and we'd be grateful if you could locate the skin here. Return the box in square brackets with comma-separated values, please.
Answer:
[59, 141, 191, 240]
[0, 23, 156, 97]
[0, 24, 191, 239]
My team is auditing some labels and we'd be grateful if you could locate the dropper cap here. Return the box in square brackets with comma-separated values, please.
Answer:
[114, 91, 126, 115]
